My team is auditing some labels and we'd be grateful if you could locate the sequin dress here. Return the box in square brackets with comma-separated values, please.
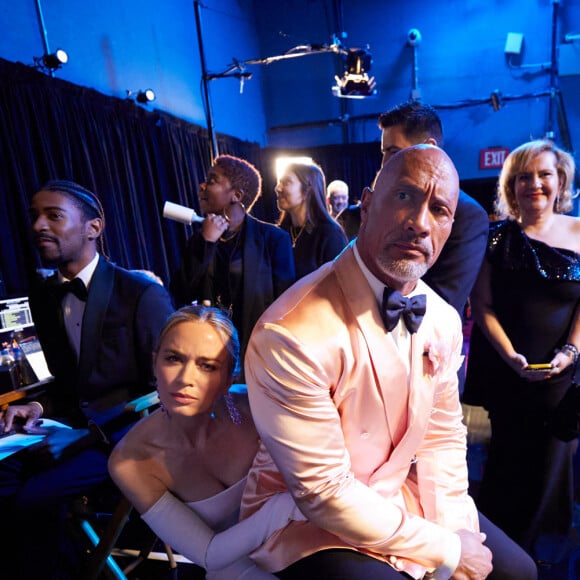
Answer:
[464, 219, 580, 563]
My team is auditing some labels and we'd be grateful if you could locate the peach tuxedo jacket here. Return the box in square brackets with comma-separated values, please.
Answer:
[242, 244, 479, 578]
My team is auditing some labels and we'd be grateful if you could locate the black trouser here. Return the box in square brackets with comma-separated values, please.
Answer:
[276, 512, 538, 579]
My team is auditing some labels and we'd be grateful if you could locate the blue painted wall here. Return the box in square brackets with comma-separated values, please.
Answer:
[253, 0, 578, 181]
[0, 0, 578, 181]
[0, 0, 267, 144]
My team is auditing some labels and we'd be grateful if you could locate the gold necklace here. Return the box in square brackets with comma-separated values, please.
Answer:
[290, 223, 306, 248]
[219, 228, 239, 243]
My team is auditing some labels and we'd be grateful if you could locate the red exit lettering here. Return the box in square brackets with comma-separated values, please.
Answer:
[479, 148, 509, 170]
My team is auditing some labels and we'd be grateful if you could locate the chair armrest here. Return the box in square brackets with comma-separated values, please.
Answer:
[0, 389, 26, 410]
[0, 380, 51, 411]
[124, 392, 160, 415]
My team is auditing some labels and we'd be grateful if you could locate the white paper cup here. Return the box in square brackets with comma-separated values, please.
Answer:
[163, 201, 204, 224]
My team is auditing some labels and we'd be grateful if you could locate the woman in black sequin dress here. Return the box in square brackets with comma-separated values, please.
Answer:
[464, 139, 580, 564]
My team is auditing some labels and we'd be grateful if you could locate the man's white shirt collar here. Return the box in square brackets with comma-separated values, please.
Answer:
[58, 253, 99, 289]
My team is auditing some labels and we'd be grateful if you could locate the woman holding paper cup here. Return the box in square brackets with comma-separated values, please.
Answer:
[169, 155, 295, 371]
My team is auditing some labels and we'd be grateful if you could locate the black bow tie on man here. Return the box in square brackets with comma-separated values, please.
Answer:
[57, 277, 88, 302]
[381, 287, 426, 334]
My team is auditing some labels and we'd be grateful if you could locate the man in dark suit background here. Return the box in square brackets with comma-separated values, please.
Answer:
[0, 180, 174, 578]
[379, 102, 489, 318]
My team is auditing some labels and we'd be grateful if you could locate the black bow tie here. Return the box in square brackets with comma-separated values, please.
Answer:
[381, 287, 426, 334]
[58, 278, 88, 302]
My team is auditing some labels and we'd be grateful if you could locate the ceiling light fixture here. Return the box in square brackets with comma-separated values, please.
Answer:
[332, 47, 377, 99]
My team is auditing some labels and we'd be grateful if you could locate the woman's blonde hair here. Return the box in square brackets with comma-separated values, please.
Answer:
[495, 139, 576, 220]
[154, 304, 241, 380]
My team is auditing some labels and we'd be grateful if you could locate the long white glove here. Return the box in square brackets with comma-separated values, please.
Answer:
[142, 490, 303, 577]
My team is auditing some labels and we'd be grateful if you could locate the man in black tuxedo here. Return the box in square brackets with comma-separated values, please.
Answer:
[378, 102, 489, 318]
[0, 180, 174, 578]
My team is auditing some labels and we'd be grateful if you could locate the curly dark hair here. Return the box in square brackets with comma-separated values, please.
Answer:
[213, 155, 262, 211]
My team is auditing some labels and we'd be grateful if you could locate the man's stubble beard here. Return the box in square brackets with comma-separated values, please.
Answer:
[379, 255, 431, 283]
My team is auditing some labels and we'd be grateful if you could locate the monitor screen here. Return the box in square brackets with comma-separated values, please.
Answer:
[0, 297, 53, 390]
[0, 297, 34, 331]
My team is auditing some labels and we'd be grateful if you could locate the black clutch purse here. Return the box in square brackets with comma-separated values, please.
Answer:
[549, 382, 580, 442]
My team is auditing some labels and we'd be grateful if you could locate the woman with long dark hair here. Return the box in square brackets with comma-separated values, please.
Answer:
[276, 162, 347, 280]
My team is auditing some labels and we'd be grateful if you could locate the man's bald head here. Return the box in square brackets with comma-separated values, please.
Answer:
[357, 145, 459, 293]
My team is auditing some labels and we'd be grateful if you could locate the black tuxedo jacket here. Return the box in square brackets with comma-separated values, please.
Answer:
[423, 190, 488, 317]
[29, 256, 175, 427]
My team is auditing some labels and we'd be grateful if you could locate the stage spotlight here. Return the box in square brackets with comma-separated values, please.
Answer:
[34, 49, 68, 72]
[127, 89, 156, 105]
[136, 89, 156, 104]
[332, 47, 377, 99]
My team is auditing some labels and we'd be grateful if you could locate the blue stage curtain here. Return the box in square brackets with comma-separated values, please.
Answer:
[0, 58, 262, 297]
[0, 58, 382, 298]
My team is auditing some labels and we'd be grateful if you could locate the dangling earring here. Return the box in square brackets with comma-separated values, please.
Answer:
[155, 383, 169, 416]
[224, 391, 242, 425]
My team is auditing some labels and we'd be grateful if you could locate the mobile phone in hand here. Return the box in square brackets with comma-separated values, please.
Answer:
[526, 363, 552, 371]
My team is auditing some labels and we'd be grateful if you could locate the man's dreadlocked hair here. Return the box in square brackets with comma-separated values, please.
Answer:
[39, 180, 108, 258]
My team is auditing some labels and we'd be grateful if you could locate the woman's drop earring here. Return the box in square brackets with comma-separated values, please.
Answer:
[225, 391, 242, 425]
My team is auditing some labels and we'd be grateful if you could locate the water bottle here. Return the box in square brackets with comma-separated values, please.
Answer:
[0, 346, 15, 393]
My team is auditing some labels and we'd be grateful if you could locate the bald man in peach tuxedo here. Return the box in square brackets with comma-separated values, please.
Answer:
[242, 146, 537, 579]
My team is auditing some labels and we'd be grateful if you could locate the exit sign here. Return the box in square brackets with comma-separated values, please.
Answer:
[480, 147, 509, 169]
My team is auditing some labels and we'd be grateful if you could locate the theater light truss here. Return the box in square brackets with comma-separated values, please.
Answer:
[206, 37, 377, 99]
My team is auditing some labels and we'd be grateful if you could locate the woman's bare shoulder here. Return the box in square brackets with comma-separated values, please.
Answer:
[557, 215, 580, 252]
[110, 410, 163, 462]
[108, 412, 172, 511]
[564, 214, 580, 230]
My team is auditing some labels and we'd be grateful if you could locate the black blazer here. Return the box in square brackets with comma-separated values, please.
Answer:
[29, 257, 175, 426]
[170, 214, 296, 360]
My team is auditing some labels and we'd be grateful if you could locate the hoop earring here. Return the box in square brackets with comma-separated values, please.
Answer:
[224, 391, 242, 425]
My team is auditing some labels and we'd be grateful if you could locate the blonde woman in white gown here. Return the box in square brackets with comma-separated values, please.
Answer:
[109, 305, 303, 579]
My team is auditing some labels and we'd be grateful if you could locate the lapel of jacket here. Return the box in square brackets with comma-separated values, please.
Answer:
[241, 215, 259, 332]
[34, 272, 72, 362]
[44, 272, 64, 319]
[387, 283, 435, 465]
[78, 257, 114, 383]
[395, 322, 432, 453]
[334, 247, 411, 443]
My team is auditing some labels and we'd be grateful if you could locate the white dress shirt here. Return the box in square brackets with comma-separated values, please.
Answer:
[59, 253, 99, 360]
